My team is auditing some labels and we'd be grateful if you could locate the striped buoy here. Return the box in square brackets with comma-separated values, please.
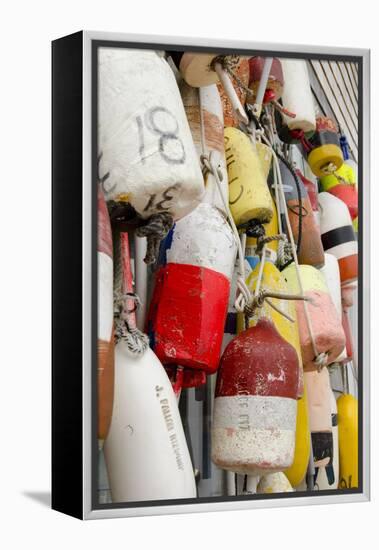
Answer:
[98, 185, 114, 446]
[237, 261, 303, 397]
[282, 264, 346, 369]
[285, 384, 310, 487]
[337, 393, 358, 488]
[147, 202, 237, 375]
[279, 161, 324, 267]
[247, 57, 284, 104]
[212, 319, 299, 475]
[224, 127, 273, 226]
[277, 59, 316, 143]
[318, 192, 358, 285]
[217, 58, 249, 127]
[98, 48, 204, 220]
[315, 386, 339, 490]
[257, 472, 294, 493]
[304, 368, 333, 469]
[179, 81, 228, 213]
[307, 117, 344, 177]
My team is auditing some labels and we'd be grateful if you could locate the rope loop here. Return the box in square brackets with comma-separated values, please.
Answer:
[114, 292, 150, 356]
[135, 211, 174, 265]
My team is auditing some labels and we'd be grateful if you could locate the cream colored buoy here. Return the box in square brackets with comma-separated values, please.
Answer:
[282, 264, 346, 369]
[98, 48, 204, 220]
[280, 59, 316, 135]
[304, 368, 333, 469]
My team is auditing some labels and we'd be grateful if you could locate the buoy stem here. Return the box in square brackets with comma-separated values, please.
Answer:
[214, 62, 249, 125]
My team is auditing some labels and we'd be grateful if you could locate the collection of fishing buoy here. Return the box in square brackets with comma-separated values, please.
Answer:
[97, 47, 359, 504]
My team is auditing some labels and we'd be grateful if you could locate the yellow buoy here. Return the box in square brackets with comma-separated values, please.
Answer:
[285, 384, 311, 487]
[308, 144, 344, 178]
[224, 127, 273, 227]
[244, 195, 279, 271]
[337, 393, 358, 489]
[237, 261, 303, 396]
[320, 163, 356, 191]
[257, 472, 294, 493]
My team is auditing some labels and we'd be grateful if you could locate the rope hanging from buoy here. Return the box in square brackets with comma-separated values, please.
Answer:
[135, 211, 174, 265]
[114, 291, 149, 355]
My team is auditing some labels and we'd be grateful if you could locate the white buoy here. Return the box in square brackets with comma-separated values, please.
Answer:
[104, 342, 197, 502]
[280, 59, 316, 133]
[98, 48, 204, 220]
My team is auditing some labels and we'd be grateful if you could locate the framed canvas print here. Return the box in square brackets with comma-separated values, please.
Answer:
[52, 31, 370, 520]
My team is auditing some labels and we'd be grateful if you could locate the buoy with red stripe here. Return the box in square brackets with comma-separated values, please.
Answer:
[211, 319, 299, 475]
[217, 58, 249, 128]
[307, 117, 344, 177]
[277, 59, 316, 144]
[315, 386, 339, 490]
[98, 185, 114, 447]
[304, 368, 333, 470]
[224, 127, 274, 227]
[247, 57, 284, 104]
[147, 202, 237, 375]
[279, 160, 324, 267]
[98, 48, 204, 220]
[170, 52, 248, 124]
[179, 81, 228, 213]
[282, 264, 346, 370]
[318, 192, 358, 285]
[104, 233, 196, 502]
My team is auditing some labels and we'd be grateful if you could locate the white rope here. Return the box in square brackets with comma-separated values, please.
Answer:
[114, 292, 150, 356]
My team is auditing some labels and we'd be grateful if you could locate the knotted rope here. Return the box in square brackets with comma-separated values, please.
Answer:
[135, 212, 174, 265]
[114, 292, 149, 356]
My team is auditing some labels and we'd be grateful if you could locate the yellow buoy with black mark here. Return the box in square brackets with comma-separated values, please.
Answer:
[338, 393, 358, 488]
[307, 117, 344, 178]
[224, 127, 273, 227]
[285, 384, 311, 487]
[244, 196, 279, 272]
[237, 261, 303, 397]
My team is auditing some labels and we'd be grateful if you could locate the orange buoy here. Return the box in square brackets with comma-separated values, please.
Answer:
[217, 58, 249, 127]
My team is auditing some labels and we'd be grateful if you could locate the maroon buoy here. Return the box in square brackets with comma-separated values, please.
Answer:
[211, 319, 299, 475]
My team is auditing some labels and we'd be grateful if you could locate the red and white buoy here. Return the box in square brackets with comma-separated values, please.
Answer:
[147, 202, 237, 375]
[98, 185, 114, 446]
[212, 319, 299, 475]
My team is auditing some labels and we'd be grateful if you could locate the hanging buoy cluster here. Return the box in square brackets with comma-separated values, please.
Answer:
[97, 47, 359, 503]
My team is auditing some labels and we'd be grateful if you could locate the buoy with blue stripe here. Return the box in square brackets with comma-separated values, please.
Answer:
[318, 192, 358, 285]
[224, 127, 274, 227]
[98, 185, 114, 446]
[147, 202, 237, 375]
[282, 263, 346, 369]
[212, 319, 299, 475]
[279, 160, 325, 267]
[277, 59, 316, 144]
[104, 233, 196, 502]
[307, 117, 344, 177]
[98, 47, 204, 220]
